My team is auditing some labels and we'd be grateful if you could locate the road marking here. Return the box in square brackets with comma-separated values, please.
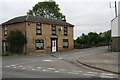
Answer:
[58, 58, 63, 60]
[18, 66, 23, 68]
[32, 69, 36, 71]
[100, 73, 115, 78]
[72, 70, 82, 73]
[55, 71, 60, 72]
[59, 69, 67, 71]
[68, 72, 79, 74]
[42, 69, 50, 72]
[10, 65, 16, 67]
[83, 72, 96, 76]
[46, 68, 55, 71]
[37, 67, 42, 69]
[42, 60, 53, 62]
[5, 66, 10, 68]
[87, 72, 97, 74]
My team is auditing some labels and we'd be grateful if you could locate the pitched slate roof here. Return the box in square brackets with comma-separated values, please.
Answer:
[2, 15, 74, 27]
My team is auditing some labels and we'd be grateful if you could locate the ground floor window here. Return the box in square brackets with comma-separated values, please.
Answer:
[63, 39, 68, 48]
[35, 40, 44, 50]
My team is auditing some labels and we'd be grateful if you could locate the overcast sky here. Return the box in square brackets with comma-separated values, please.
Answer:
[0, 0, 120, 39]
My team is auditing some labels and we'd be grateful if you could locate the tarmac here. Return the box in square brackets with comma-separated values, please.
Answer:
[76, 51, 120, 75]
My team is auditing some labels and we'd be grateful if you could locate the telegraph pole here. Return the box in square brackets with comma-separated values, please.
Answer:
[110, 1, 118, 18]
[115, 1, 117, 17]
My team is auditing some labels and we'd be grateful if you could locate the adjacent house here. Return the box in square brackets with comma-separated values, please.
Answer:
[111, 14, 120, 52]
[0, 24, 2, 53]
[1, 15, 74, 53]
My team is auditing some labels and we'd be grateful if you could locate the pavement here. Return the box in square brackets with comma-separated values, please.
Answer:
[76, 50, 119, 75]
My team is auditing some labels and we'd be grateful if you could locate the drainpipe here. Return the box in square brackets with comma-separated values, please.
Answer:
[24, 15, 29, 55]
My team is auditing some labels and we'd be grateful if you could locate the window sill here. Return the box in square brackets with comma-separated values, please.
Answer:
[63, 47, 68, 48]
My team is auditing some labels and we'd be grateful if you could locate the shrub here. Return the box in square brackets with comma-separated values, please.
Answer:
[7, 30, 27, 54]
[0, 52, 10, 56]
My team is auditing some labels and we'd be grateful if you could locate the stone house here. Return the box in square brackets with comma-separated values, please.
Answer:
[1, 15, 74, 53]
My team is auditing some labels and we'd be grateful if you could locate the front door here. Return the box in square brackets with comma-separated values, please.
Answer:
[51, 39, 57, 52]
[2, 40, 8, 52]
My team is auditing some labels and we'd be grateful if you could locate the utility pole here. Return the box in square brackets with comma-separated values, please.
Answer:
[110, 1, 118, 18]
[115, 1, 117, 17]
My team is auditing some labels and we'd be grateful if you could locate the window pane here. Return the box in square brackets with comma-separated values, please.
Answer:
[5, 31, 7, 35]
[52, 31, 56, 34]
[63, 39, 68, 48]
[64, 42, 68, 46]
[36, 40, 44, 50]
[52, 27, 56, 30]
[5, 27, 7, 30]
[37, 25, 41, 29]
[37, 30, 41, 34]
[64, 32, 67, 34]
[64, 28, 67, 31]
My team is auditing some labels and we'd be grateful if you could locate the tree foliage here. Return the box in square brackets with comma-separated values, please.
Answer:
[27, 0, 65, 20]
[74, 30, 111, 49]
[7, 30, 27, 54]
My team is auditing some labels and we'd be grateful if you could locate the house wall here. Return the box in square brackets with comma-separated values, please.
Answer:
[2, 22, 26, 40]
[26, 22, 74, 53]
[112, 37, 120, 52]
[0, 25, 2, 53]
[111, 15, 120, 52]
[2, 23, 26, 53]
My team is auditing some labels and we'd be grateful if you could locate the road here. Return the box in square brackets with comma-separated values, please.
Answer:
[2, 46, 118, 78]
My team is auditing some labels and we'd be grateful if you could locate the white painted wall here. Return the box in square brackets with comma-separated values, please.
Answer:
[0, 25, 2, 53]
[111, 16, 119, 37]
[118, 1, 120, 15]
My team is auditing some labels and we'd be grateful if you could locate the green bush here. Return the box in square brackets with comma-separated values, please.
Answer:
[0, 52, 10, 56]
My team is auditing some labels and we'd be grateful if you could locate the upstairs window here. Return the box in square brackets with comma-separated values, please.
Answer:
[35, 40, 44, 50]
[52, 25, 56, 35]
[36, 23, 42, 35]
[63, 39, 68, 48]
[4, 25, 8, 36]
[64, 26, 68, 36]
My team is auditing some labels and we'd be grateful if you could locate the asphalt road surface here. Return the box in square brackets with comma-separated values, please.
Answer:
[2, 46, 118, 78]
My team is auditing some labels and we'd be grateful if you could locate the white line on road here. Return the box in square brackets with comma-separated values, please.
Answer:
[5, 66, 10, 68]
[100, 73, 115, 78]
[37, 67, 42, 69]
[87, 72, 97, 74]
[10, 65, 16, 67]
[42, 60, 53, 62]
[54, 71, 60, 73]
[68, 72, 79, 74]
[18, 66, 23, 68]
[32, 69, 36, 71]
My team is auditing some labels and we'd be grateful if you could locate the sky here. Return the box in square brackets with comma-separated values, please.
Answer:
[0, 0, 120, 39]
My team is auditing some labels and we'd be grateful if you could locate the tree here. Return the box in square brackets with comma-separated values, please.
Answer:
[27, 0, 65, 20]
[7, 30, 27, 54]
[104, 30, 111, 44]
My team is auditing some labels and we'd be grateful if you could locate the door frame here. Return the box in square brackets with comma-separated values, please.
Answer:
[51, 38, 58, 52]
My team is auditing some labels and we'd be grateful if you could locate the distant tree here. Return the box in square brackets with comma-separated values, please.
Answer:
[88, 32, 99, 44]
[74, 30, 111, 49]
[27, 0, 65, 20]
[104, 30, 111, 44]
[7, 31, 27, 54]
